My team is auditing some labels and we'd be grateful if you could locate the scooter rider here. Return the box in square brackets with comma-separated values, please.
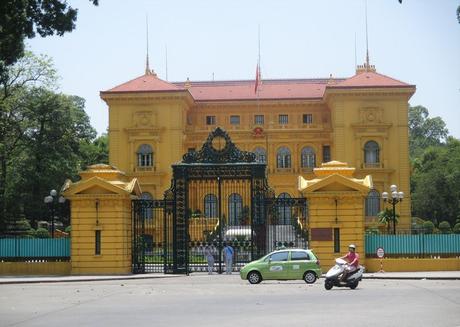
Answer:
[340, 244, 359, 282]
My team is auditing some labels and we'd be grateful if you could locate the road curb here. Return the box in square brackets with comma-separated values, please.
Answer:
[362, 276, 460, 280]
[0, 274, 184, 285]
[319, 273, 460, 281]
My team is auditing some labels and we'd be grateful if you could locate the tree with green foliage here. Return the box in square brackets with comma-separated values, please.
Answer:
[79, 133, 109, 169]
[411, 137, 460, 226]
[10, 87, 96, 227]
[0, 0, 98, 77]
[408, 105, 448, 158]
[0, 51, 107, 233]
[0, 52, 57, 232]
[377, 208, 399, 234]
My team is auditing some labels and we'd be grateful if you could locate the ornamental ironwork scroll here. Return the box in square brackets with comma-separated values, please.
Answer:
[182, 127, 256, 164]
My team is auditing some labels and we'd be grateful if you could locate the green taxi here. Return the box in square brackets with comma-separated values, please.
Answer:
[240, 248, 321, 284]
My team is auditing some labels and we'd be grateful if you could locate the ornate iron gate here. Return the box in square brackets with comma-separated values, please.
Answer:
[132, 127, 309, 274]
[168, 127, 270, 274]
[266, 197, 309, 252]
[132, 198, 174, 273]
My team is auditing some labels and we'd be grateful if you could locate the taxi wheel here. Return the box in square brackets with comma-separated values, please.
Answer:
[303, 271, 317, 284]
[247, 271, 262, 284]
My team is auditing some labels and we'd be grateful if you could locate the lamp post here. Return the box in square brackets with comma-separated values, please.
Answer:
[44, 189, 66, 238]
[382, 185, 404, 235]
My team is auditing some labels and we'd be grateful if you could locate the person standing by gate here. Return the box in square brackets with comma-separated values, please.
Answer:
[223, 242, 234, 274]
[204, 244, 215, 274]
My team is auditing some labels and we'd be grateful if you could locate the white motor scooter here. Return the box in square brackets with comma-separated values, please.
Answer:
[324, 258, 364, 290]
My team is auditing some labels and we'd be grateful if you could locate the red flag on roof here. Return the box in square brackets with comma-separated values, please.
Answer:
[254, 63, 260, 94]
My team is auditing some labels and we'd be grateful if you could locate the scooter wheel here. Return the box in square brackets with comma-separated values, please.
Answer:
[350, 280, 359, 289]
[324, 280, 333, 290]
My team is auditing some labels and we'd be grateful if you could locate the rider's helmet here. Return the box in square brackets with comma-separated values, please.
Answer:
[348, 244, 356, 250]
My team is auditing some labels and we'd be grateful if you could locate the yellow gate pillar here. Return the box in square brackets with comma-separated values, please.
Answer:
[298, 161, 372, 268]
[63, 164, 141, 274]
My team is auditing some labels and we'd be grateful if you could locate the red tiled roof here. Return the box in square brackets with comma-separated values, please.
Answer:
[176, 79, 333, 101]
[329, 71, 413, 89]
[104, 73, 184, 93]
[102, 71, 414, 100]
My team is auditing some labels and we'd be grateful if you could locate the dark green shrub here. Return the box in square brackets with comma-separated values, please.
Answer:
[365, 227, 380, 235]
[7, 219, 35, 237]
[438, 221, 451, 234]
[65, 226, 71, 233]
[452, 223, 460, 234]
[35, 228, 51, 238]
[422, 221, 435, 234]
[191, 209, 202, 218]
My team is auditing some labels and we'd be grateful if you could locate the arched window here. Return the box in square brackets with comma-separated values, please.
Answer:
[277, 193, 292, 225]
[140, 192, 153, 220]
[228, 193, 242, 226]
[301, 147, 316, 168]
[277, 147, 291, 168]
[365, 189, 380, 217]
[364, 141, 380, 165]
[254, 147, 266, 163]
[204, 194, 217, 218]
[137, 144, 153, 167]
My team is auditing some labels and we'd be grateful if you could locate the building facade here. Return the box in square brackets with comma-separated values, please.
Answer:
[100, 63, 415, 230]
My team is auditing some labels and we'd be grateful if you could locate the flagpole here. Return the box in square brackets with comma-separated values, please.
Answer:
[258, 24, 261, 77]
[256, 24, 261, 111]
[256, 25, 268, 175]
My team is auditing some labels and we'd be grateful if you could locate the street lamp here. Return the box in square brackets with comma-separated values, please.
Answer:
[381, 185, 404, 235]
[44, 189, 66, 238]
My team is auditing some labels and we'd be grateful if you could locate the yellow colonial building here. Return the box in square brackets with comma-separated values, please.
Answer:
[100, 62, 415, 230]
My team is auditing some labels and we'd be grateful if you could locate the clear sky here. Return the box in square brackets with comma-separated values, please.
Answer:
[28, 0, 460, 138]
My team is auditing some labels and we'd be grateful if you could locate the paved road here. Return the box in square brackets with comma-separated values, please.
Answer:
[1, 274, 459, 327]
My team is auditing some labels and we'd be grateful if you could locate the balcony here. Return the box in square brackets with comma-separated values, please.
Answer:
[275, 168, 293, 174]
[301, 167, 314, 174]
[363, 162, 382, 169]
[135, 166, 156, 173]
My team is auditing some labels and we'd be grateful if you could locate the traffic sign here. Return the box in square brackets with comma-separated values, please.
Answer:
[376, 247, 385, 258]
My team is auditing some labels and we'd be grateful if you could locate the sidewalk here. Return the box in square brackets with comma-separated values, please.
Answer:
[1, 271, 459, 284]
[0, 273, 183, 285]
[362, 271, 460, 280]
